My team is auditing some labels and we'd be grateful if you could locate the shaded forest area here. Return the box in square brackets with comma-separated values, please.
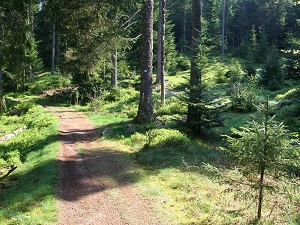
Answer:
[0, 0, 300, 224]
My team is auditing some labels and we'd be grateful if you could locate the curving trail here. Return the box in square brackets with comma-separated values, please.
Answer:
[47, 106, 161, 225]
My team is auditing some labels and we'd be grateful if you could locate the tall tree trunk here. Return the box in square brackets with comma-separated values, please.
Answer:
[111, 49, 118, 88]
[56, 27, 60, 73]
[181, 0, 187, 54]
[158, 0, 166, 106]
[0, 25, 3, 100]
[221, 0, 226, 62]
[136, 0, 154, 124]
[51, 24, 56, 75]
[187, 0, 202, 131]
[155, 0, 162, 85]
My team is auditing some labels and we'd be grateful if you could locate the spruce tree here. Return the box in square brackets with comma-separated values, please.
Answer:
[225, 99, 300, 220]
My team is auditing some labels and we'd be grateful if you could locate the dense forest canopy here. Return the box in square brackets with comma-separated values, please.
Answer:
[0, 0, 299, 90]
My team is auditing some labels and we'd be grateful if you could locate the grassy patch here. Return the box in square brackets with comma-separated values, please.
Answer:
[0, 104, 60, 225]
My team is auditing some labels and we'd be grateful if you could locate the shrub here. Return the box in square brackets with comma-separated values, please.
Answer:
[131, 128, 190, 150]
[176, 55, 190, 71]
[230, 77, 261, 112]
[225, 60, 244, 84]
[131, 128, 192, 166]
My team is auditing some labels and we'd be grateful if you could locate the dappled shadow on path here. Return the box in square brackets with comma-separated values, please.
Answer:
[56, 145, 137, 202]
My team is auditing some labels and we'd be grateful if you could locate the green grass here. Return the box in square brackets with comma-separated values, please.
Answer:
[0, 104, 60, 225]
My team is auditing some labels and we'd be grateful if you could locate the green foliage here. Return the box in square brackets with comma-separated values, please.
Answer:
[275, 87, 300, 132]
[131, 128, 192, 166]
[224, 101, 300, 220]
[230, 77, 261, 112]
[104, 87, 121, 102]
[226, 104, 299, 175]
[0, 103, 57, 177]
[176, 55, 191, 71]
[261, 49, 285, 90]
[225, 60, 244, 84]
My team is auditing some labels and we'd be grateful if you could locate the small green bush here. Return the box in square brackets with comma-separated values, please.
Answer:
[230, 78, 261, 112]
[131, 128, 190, 150]
[176, 55, 190, 71]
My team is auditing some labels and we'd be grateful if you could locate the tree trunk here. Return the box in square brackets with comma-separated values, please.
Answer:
[136, 0, 154, 124]
[181, 0, 187, 54]
[155, 0, 162, 85]
[257, 168, 265, 220]
[56, 27, 60, 73]
[221, 0, 225, 62]
[0, 25, 3, 100]
[111, 49, 118, 88]
[160, 0, 166, 106]
[51, 24, 56, 75]
[156, 0, 166, 107]
[187, 0, 202, 131]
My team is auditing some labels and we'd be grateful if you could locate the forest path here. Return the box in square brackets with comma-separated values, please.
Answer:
[46, 106, 161, 225]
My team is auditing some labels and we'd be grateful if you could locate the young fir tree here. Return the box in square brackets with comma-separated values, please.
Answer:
[225, 99, 300, 221]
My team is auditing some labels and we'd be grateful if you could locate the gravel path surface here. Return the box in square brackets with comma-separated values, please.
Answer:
[47, 106, 161, 225]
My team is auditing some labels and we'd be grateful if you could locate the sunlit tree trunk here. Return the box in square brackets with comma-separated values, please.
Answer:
[136, 0, 154, 124]
[56, 27, 60, 73]
[0, 25, 3, 100]
[51, 24, 56, 75]
[159, 0, 166, 106]
[156, 0, 166, 106]
[111, 49, 118, 88]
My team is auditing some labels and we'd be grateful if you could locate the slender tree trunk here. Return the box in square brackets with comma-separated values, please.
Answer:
[155, 0, 162, 85]
[182, 0, 187, 54]
[221, 0, 226, 62]
[257, 168, 265, 220]
[187, 0, 202, 131]
[160, 0, 166, 106]
[111, 49, 118, 88]
[51, 24, 56, 75]
[56, 27, 60, 73]
[257, 98, 269, 220]
[136, 0, 154, 124]
[0, 26, 3, 100]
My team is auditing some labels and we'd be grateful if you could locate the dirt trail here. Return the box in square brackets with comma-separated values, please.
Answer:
[47, 106, 161, 225]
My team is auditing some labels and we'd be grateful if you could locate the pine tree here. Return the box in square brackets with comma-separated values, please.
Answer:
[225, 100, 300, 220]
[187, 0, 202, 132]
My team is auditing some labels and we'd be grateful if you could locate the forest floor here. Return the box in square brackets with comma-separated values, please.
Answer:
[46, 106, 161, 225]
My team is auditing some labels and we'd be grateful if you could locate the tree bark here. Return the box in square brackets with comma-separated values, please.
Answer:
[56, 27, 60, 73]
[51, 24, 56, 75]
[160, 0, 166, 106]
[221, 0, 225, 62]
[136, 0, 154, 124]
[156, 0, 166, 107]
[155, 0, 162, 85]
[111, 49, 118, 88]
[0, 25, 3, 100]
[187, 0, 202, 131]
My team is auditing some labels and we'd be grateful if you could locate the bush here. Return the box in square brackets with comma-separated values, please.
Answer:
[225, 60, 244, 84]
[131, 128, 190, 150]
[131, 128, 192, 166]
[230, 77, 261, 112]
[176, 55, 190, 71]
[0, 103, 57, 178]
